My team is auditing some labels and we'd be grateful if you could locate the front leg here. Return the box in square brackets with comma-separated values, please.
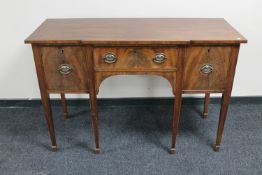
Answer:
[212, 45, 240, 152]
[41, 92, 57, 151]
[170, 91, 182, 154]
[212, 92, 230, 152]
[86, 46, 100, 154]
[170, 46, 185, 154]
[32, 45, 57, 151]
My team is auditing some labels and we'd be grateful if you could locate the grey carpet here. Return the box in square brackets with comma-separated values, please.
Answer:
[0, 102, 262, 175]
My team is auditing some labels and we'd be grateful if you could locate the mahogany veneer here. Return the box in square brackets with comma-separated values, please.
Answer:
[25, 18, 247, 154]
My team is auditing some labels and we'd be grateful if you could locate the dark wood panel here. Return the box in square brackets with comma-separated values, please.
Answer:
[183, 46, 232, 90]
[93, 47, 178, 70]
[40, 46, 89, 91]
[25, 18, 247, 45]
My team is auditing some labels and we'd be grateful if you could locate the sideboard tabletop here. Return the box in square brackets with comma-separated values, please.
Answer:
[25, 18, 247, 45]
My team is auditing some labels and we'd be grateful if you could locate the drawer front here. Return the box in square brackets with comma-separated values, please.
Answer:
[40, 46, 88, 91]
[93, 47, 178, 71]
[183, 46, 232, 90]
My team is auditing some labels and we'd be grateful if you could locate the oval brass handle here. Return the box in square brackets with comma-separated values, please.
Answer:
[58, 64, 73, 75]
[103, 53, 117, 64]
[200, 64, 213, 74]
[153, 53, 166, 64]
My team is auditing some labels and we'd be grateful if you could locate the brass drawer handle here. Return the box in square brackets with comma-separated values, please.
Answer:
[200, 64, 213, 74]
[153, 53, 166, 64]
[103, 53, 117, 64]
[58, 64, 73, 75]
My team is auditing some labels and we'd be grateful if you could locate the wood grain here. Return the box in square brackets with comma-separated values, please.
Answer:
[26, 18, 247, 153]
[213, 44, 240, 152]
[85, 47, 100, 154]
[25, 18, 247, 45]
[40, 46, 89, 91]
[32, 45, 57, 151]
[183, 46, 232, 90]
[93, 47, 178, 70]
[170, 46, 185, 154]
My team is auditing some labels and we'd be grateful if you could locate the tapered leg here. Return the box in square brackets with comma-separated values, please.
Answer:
[203, 93, 210, 118]
[170, 46, 185, 154]
[89, 92, 100, 154]
[32, 45, 57, 152]
[41, 92, 57, 151]
[85, 46, 100, 154]
[170, 92, 183, 154]
[212, 92, 231, 151]
[61, 93, 68, 119]
[212, 45, 240, 152]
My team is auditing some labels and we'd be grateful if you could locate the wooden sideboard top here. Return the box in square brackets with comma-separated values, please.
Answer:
[25, 18, 247, 45]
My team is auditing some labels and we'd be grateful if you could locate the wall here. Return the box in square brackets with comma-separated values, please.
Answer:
[0, 0, 261, 99]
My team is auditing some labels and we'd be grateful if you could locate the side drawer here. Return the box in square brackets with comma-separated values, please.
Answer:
[93, 47, 178, 71]
[183, 46, 232, 91]
[40, 46, 88, 91]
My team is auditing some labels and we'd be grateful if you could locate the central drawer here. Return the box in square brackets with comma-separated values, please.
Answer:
[93, 47, 178, 71]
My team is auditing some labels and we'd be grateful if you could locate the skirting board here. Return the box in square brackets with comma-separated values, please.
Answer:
[0, 97, 262, 107]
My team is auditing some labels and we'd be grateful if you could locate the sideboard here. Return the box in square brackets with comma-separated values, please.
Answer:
[25, 18, 247, 154]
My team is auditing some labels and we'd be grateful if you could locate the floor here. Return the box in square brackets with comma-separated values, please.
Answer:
[0, 102, 262, 175]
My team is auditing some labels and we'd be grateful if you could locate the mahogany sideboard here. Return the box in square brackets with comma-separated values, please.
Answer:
[25, 18, 247, 154]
